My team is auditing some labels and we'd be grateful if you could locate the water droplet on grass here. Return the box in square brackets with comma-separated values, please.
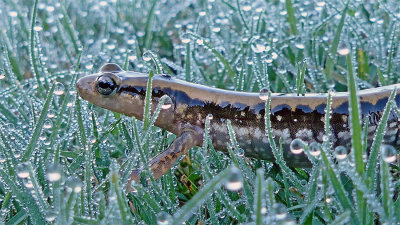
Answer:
[46, 163, 62, 182]
[66, 176, 83, 193]
[334, 146, 348, 160]
[143, 52, 152, 62]
[44, 119, 53, 129]
[338, 44, 350, 56]
[17, 162, 30, 178]
[54, 82, 65, 95]
[273, 203, 287, 220]
[259, 87, 269, 100]
[381, 145, 397, 163]
[224, 167, 243, 191]
[162, 97, 172, 109]
[290, 138, 305, 154]
[309, 142, 321, 157]
[156, 211, 172, 225]
[251, 39, 266, 53]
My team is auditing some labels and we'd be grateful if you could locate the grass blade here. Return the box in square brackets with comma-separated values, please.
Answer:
[22, 83, 55, 161]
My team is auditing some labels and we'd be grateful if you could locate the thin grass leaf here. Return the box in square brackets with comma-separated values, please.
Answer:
[325, 1, 348, 83]
[143, 71, 154, 130]
[29, 0, 43, 94]
[187, 32, 236, 79]
[380, 156, 394, 219]
[264, 92, 304, 190]
[5, 210, 28, 225]
[22, 83, 55, 161]
[172, 166, 234, 225]
[285, 0, 297, 35]
[328, 210, 350, 225]
[254, 168, 265, 225]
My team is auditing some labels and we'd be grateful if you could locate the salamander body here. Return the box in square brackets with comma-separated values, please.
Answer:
[76, 63, 400, 180]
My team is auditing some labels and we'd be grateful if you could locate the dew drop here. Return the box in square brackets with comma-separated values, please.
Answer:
[66, 176, 83, 193]
[224, 167, 243, 191]
[161, 97, 172, 109]
[45, 209, 57, 222]
[156, 211, 172, 225]
[9, 11, 18, 17]
[381, 145, 397, 163]
[251, 39, 266, 53]
[16, 162, 30, 178]
[334, 146, 348, 160]
[46, 163, 62, 182]
[181, 33, 191, 44]
[259, 87, 269, 100]
[44, 119, 53, 129]
[273, 203, 287, 220]
[338, 44, 350, 56]
[54, 82, 65, 95]
[290, 138, 305, 154]
[309, 142, 321, 157]
[142, 52, 152, 62]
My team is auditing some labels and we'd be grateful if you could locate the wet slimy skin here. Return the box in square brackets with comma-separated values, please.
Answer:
[76, 63, 400, 182]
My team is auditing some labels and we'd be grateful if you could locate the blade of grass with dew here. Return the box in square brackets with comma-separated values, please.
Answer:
[235, 0, 249, 30]
[29, 0, 43, 94]
[110, 164, 133, 223]
[320, 92, 359, 224]
[172, 166, 234, 225]
[143, 50, 162, 74]
[5, 210, 28, 225]
[325, 1, 348, 83]
[185, 42, 191, 81]
[0, 169, 46, 224]
[60, 6, 81, 53]
[187, 32, 236, 79]
[346, 52, 367, 222]
[26, 162, 49, 210]
[143, 0, 158, 49]
[254, 168, 265, 225]
[49, 49, 82, 146]
[143, 71, 154, 130]
[296, 60, 306, 96]
[285, 0, 297, 35]
[22, 83, 55, 161]
[226, 119, 255, 181]
[380, 157, 394, 219]
[329, 210, 351, 225]
[264, 92, 303, 190]
[366, 89, 396, 189]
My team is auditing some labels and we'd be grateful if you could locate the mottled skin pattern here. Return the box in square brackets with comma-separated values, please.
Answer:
[76, 63, 400, 182]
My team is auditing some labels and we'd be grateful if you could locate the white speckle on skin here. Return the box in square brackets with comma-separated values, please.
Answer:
[296, 129, 313, 140]
[256, 114, 262, 119]
[293, 119, 297, 122]
[237, 127, 249, 136]
[338, 131, 350, 139]
[254, 128, 263, 139]
[272, 128, 291, 144]
[276, 115, 282, 121]
[317, 132, 324, 142]
[342, 115, 348, 123]
[241, 111, 245, 117]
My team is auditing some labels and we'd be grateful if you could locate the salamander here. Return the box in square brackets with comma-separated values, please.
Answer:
[76, 63, 400, 182]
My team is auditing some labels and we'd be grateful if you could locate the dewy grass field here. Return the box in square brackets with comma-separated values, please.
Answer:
[0, 0, 399, 224]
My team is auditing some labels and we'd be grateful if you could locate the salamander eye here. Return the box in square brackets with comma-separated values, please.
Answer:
[96, 75, 118, 96]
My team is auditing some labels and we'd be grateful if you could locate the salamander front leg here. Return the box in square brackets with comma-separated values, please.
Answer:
[127, 130, 201, 186]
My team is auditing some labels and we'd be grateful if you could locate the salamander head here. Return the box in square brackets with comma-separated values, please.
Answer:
[76, 63, 150, 119]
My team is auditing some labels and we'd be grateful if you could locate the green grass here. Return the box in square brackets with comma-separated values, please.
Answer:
[0, 0, 400, 224]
